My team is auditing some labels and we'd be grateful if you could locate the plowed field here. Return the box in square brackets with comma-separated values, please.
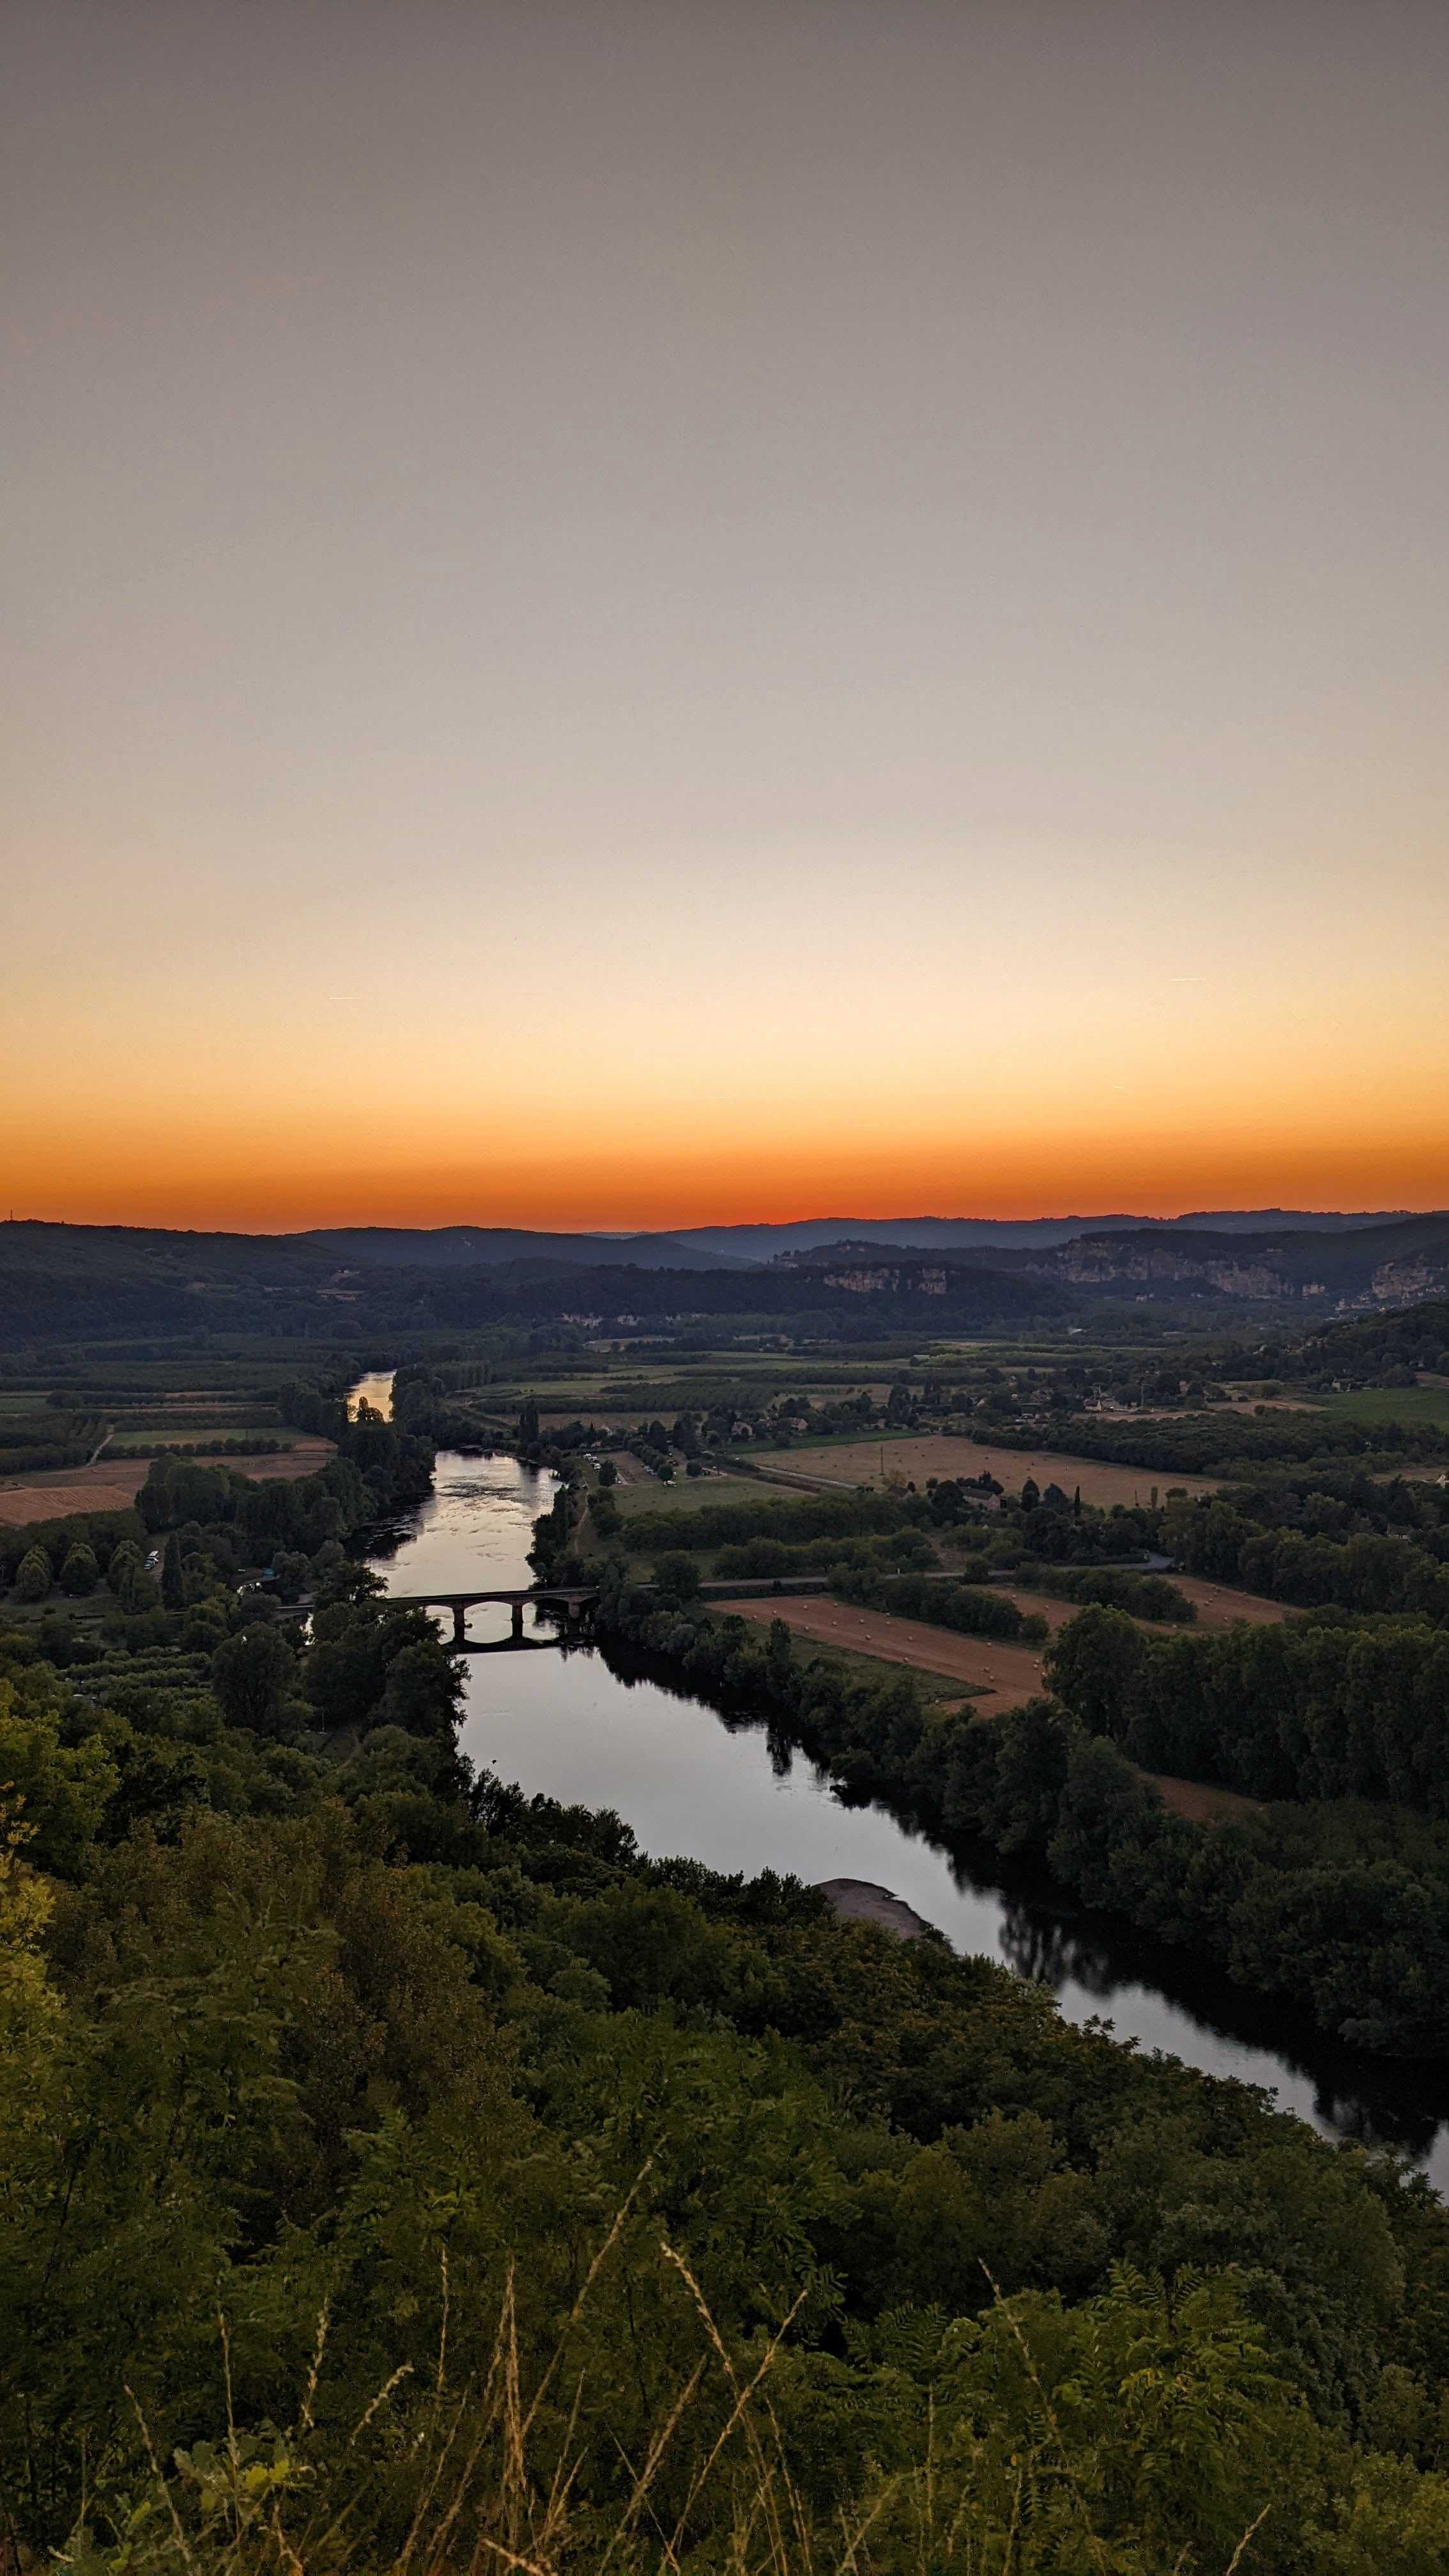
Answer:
[730, 1596, 1047, 1708]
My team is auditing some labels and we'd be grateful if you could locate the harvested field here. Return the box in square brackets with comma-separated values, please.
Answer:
[761, 1434, 1219, 1508]
[1147, 1772, 1265, 1826]
[731, 1595, 1047, 1708]
[0, 1439, 335, 1525]
[1155, 1574, 1291, 1629]
[998, 1576, 1291, 1634]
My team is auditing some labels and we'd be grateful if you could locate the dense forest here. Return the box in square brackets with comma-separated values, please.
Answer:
[10, 1562, 1449, 2568]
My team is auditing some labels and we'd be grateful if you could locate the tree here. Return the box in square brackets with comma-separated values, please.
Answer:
[14, 1548, 50, 1604]
[0, 1691, 118, 1874]
[651, 1553, 700, 1604]
[377, 1639, 463, 1742]
[210, 1624, 296, 1736]
[161, 1533, 186, 1609]
[107, 1540, 144, 1598]
[597, 1458, 618, 1487]
[59, 1544, 98, 1597]
[1045, 1604, 1147, 1737]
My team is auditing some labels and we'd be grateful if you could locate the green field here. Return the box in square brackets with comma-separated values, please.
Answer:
[105, 1425, 293, 1454]
[610, 1471, 767, 1516]
[765, 1629, 976, 1708]
[1307, 1385, 1449, 1433]
[730, 1425, 919, 1459]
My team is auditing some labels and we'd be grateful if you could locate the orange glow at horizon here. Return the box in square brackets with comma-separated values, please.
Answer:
[10, 1112, 1449, 1236]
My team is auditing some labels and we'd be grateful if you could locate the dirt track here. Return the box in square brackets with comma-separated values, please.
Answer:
[0, 1440, 336, 1526]
[730, 1595, 1048, 1708]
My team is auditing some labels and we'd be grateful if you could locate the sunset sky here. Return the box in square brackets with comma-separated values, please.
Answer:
[4, 0, 1447, 1232]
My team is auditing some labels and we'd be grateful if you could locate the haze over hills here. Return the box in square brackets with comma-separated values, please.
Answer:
[295, 1211, 1422, 1269]
[298, 1225, 740, 1272]
[673, 1210, 1416, 1262]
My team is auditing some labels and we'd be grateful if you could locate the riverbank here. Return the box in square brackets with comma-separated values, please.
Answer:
[816, 1877, 933, 1939]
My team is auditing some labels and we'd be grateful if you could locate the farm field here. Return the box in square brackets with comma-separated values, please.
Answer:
[757, 1432, 1220, 1508]
[107, 1425, 286, 1452]
[998, 1575, 1291, 1634]
[1305, 1385, 1449, 1433]
[1160, 1574, 1293, 1628]
[1147, 1773, 1266, 1826]
[730, 1595, 1047, 1708]
[0, 1438, 336, 1524]
[611, 1471, 765, 1513]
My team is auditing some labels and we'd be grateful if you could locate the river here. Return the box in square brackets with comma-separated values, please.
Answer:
[355, 1383, 1449, 2188]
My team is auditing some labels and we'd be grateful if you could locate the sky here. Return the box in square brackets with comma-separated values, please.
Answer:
[3, 0, 1447, 1232]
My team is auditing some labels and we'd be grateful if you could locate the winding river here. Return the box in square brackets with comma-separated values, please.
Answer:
[352, 1381, 1449, 2190]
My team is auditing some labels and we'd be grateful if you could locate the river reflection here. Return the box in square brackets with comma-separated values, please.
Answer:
[362, 1410, 1449, 2191]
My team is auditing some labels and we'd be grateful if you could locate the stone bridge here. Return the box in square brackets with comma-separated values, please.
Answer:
[385, 1586, 599, 1648]
[383, 1573, 851, 1651]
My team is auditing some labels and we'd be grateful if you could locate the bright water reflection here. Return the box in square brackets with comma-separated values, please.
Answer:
[346, 1372, 396, 1420]
[360, 1398, 1449, 2191]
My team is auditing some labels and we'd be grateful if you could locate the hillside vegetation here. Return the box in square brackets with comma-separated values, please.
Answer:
[8, 1584, 1449, 2572]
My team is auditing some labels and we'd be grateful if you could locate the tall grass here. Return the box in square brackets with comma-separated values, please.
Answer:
[60, 2228, 1280, 2576]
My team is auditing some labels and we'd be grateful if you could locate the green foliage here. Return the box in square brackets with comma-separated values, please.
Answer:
[0, 1676, 119, 1872]
[15, 1544, 52, 1602]
[209, 1624, 298, 1737]
[59, 1544, 100, 1597]
[1, 1732, 1447, 2572]
[1046, 1602, 1449, 1813]
[1050, 1563, 1198, 1620]
[990, 1406, 1447, 1476]
[833, 1564, 1045, 1641]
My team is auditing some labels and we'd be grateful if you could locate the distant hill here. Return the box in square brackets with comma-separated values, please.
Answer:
[0, 1222, 1068, 1346]
[3, 1211, 1444, 1350]
[0, 1221, 339, 1344]
[297, 1226, 744, 1271]
[1023, 1213, 1449, 1310]
[672, 1209, 1410, 1262]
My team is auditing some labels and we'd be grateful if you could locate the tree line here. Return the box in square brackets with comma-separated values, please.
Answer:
[1047, 1602, 1449, 1813]
[986, 1406, 1446, 1475]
